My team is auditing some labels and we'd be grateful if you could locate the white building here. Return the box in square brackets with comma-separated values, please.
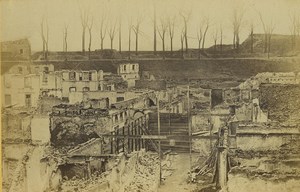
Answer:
[117, 63, 140, 88]
[61, 70, 104, 98]
[2, 71, 41, 108]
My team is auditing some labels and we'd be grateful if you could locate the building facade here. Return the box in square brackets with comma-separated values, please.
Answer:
[117, 63, 140, 88]
[1, 38, 31, 60]
[61, 70, 104, 98]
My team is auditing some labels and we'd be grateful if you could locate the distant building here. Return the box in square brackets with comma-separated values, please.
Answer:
[1, 64, 61, 108]
[1, 38, 31, 60]
[117, 63, 140, 88]
[61, 70, 104, 98]
[2, 71, 40, 108]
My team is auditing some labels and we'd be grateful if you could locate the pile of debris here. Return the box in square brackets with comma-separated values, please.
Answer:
[52, 151, 160, 192]
[123, 152, 160, 192]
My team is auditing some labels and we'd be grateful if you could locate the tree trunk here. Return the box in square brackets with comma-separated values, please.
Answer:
[101, 38, 104, 51]
[181, 37, 184, 59]
[170, 37, 173, 56]
[111, 38, 113, 50]
[214, 40, 217, 52]
[162, 36, 165, 60]
[233, 33, 236, 49]
[45, 42, 48, 60]
[42, 41, 45, 58]
[264, 34, 268, 53]
[128, 32, 131, 59]
[236, 34, 240, 53]
[268, 35, 271, 59]
[202, 30, 208, 49]
[88, 33, 92, 60]
[250, 31, 253, 53]
[136, 34, 138, 55]
[198, 40, 201, 60]
[220, 36, 223, 53]
[154, 20, 157, 55]
[119, 31, 122, 53]
[65, 33, 68, 53]
[185, 30, 188, 53]
[82, 30, 85, 54]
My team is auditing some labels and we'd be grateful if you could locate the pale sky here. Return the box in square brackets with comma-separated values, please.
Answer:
[1, 0, 300, 52]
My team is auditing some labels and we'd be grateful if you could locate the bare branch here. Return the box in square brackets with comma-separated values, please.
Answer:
[158, 18, 168, 59]
[109, 19, 117, 50]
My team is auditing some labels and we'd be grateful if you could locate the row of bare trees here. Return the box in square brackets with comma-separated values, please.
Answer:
[41, 9, 300, 60]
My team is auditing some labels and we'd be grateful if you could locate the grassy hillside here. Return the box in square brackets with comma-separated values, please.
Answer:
[33, 58, 300, 88]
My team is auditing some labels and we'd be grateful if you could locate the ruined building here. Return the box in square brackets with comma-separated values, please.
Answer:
[1, 38, 31, 61]
[117, 63, 140, 88]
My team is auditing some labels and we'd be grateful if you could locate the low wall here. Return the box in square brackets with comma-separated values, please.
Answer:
[227, 173, 300, 192]
[236, 134, 300, 151]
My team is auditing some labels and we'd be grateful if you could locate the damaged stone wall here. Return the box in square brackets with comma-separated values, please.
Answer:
[191, 113, 210, 133]
[50, 115, 111, 148]
[37, 96, 64, 115]
[1, 112, 31, 141]
[260, 84, 300, 123]
[135, 79, 167, 90]
[56, 151, 160, 192]
[227, 173, 300, 192]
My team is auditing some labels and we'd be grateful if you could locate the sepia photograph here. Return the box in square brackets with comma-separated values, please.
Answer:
[1, 0, 300, 191]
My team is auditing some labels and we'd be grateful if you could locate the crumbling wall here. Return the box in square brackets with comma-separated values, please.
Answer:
[2, 113, 31, 141]
[260, 84, 300, 123]
[236, 134, 299, 151]
[57, 151, 160, 192]
[227, 173, 300, 192]
[135, 80, 166, 90]
[113, 151, 160, 192]
[31, 116, 50, 143]
[37, 96, 64, 114]
[224, 89, 240, 103]
[191, 114, 210, 133]
[192, 138, 217, 156]
[235, 104, 252, 122]
[50, 115, 110, 147]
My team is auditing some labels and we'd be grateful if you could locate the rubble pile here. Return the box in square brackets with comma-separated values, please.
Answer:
[123, 152, 160, 192]
[58, 172, 109, 192]
[260, 84, 300, 123]
[51, 151, 160, 192]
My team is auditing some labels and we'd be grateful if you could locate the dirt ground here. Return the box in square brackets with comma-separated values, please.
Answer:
[158, 153, 200, 192]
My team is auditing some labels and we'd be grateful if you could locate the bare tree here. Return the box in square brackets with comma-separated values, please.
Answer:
[180, 12, 191, 53]
[153, 4, 157, 55]
[88, 18, 93, 59]
[80, 9, 89, 54]
[132, 17, 142, 55]
[212, 28, 218, 52]
[63, 24, 68, 53]
[196, 24, 203, 60]
[259, 12, 268, 53]
[259, 12, 275, 58]
[220, 24, 223, 53]
[249, 21, 254, 53]
[118, 16, 122, 53]
[232, 8, 244, 52]
[289, 12, 299, 50]
[180, 28, 185, 59]
[168, 16, 176, 55]
[108, 20, 117, 50]
[202, 17, 209, 49]
[158, 18, 167, 59]
[128, 18, 133, 59]
[99, 14, 107, 51]
[41, 18, 49, 60]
